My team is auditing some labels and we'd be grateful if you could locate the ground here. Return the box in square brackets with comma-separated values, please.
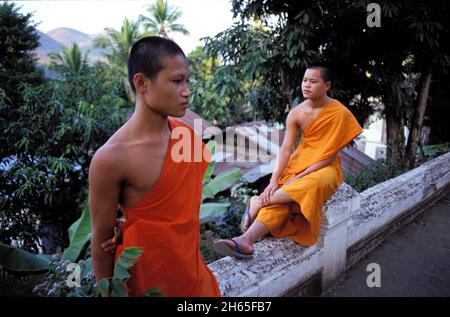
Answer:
[325, 191, 450, 296]
[0, 271, 46, 296]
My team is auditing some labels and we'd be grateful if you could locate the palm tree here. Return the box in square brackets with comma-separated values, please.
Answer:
[139, 0, 189, 38]
[48, 43, 89, 79]
[93, 17, 152, 102]
[93, 17, 143, 69]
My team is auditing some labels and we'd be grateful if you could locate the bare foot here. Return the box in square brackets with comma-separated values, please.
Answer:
[242, 196, 263, 232]
[220, 236, 255, 255]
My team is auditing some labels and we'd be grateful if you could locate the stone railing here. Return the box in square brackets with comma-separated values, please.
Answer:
[208, 152, 450, 296]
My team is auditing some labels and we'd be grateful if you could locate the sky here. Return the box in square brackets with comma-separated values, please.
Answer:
[10, 0, 236, 53]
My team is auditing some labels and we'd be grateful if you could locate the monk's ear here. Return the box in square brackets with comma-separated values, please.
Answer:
[133, 73, 148, 94]
[324, 81, 331, 91]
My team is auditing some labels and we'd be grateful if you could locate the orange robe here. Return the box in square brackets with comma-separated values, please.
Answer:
[114, 118, 220, 297]
[256, 99, 363, 246]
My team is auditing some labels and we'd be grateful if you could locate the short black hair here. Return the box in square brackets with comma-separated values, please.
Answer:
[306, 63, 333, 83]
[128, 36, 186, 94]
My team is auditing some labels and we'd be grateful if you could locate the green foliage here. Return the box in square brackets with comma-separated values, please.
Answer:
[345, 144, 450, 193]
[3, 212, 161, 297]
[199, 203, 230, 221]
[0, 242, 51, 272]
[231, 182, 259, 206]
[48, 43, 89, 79]
[418, 143, 450, 164]
[93, 17, 150, 102]
[93, 17, 144, 68]
[97, 247, 163, 297]
[203, 25, 269, 123]
[0, 1, 44, 104]
[62, 204, 92, 262]
[200, 182, 258, 263]
[188, 46, 232, 127]
[1, 57, 129, 252]
[199, 141, 241, 223]
[202, 140, 216, 183]
[199, 199, 247, 264]
[202, 5, 321, 124]
[33, 255, 96, 297]
[202, 168, 241, 201]
[139, 0, 189, 38]
[344, 159, 407, 193]
[203, 0, 450, 170]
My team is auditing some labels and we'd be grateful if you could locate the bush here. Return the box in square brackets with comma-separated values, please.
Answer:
[199, 182, 258, 263]
[1, 63, 130, 252]
[33, 254, 96, 297]
[345, 158, 408, 192]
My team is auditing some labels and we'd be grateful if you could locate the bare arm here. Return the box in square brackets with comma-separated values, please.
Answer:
[297, 139, 358, 180]
[260, 110, 299, 204]
[285, 153, 337, 185]
[88, 148, 122, 282]
[270, 111, 299, 182]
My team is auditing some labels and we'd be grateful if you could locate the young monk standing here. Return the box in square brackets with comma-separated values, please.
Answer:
[213, 64, 363, 258]
[89, 36, 220, 296]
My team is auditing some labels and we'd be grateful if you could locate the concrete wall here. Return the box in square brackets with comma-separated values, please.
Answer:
[208, 152, 450, 297]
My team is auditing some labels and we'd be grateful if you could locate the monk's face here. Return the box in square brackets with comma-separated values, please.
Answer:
[301, 68, 330, 100]
[142, 54, 190, 117]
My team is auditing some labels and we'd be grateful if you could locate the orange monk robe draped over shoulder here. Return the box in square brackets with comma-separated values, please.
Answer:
[256, 99, 363, 246]
[114, 118, 220, 297]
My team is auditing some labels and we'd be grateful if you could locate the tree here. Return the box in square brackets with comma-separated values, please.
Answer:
[0, 1, 45, 251]
[1, 60, 129, 252]
[139, 0, 189, 38]
[402, 1, 450, 168]
[93, 17, 150, 102]
[187, 46, 232, 127]
[203, 1, 372, 125]
[424, 70, 450, 145]
[325, 0, 449, 168]
[1, 6, 130, 252]
[0, 1, 45, 160]
[47, 43, 91, 101]
[204, 0, 450, 170]
[0, 1, 44, 103]
[48, 43, 89, 80]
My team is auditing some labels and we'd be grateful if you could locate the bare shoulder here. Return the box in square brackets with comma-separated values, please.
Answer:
[289, 101, 311, 122]
[89, 147, 116, 183]
[89, 134, 128, 181]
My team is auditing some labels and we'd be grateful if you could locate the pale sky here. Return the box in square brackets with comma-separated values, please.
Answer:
[10, 0, 236, 53]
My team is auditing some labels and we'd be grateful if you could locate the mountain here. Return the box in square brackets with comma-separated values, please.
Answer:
[34, 30, 64, 65]
[34, 27, 107, 66]
[46, 27, 93, 48]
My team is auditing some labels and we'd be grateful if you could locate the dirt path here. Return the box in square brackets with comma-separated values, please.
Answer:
[326, 190, 450, 297]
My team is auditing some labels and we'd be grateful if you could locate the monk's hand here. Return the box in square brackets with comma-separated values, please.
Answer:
[260, 181, 279, 206]
[100, 218, 124, 254]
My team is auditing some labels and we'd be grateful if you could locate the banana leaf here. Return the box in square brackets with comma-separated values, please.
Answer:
[199, 202, 231, 222]
[63, 204, 92, 262]
[0, 242, 50, 272]
[203, 140, 217, 184]
[202, 168, 241, 201]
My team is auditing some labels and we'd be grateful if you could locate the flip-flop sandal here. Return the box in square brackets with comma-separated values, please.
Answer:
[212, 239, 253, 259]
[240, 200, 253, 233]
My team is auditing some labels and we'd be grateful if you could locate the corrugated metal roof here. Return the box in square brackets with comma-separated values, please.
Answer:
[171, 109, 221, 139]
[212, 121, 374, 182]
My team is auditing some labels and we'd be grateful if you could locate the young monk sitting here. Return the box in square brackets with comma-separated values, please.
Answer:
[89, 36, 220, 296]
[212, 63, 363, 259]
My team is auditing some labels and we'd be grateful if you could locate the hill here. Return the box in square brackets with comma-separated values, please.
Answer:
[35, 27, 107, 66]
